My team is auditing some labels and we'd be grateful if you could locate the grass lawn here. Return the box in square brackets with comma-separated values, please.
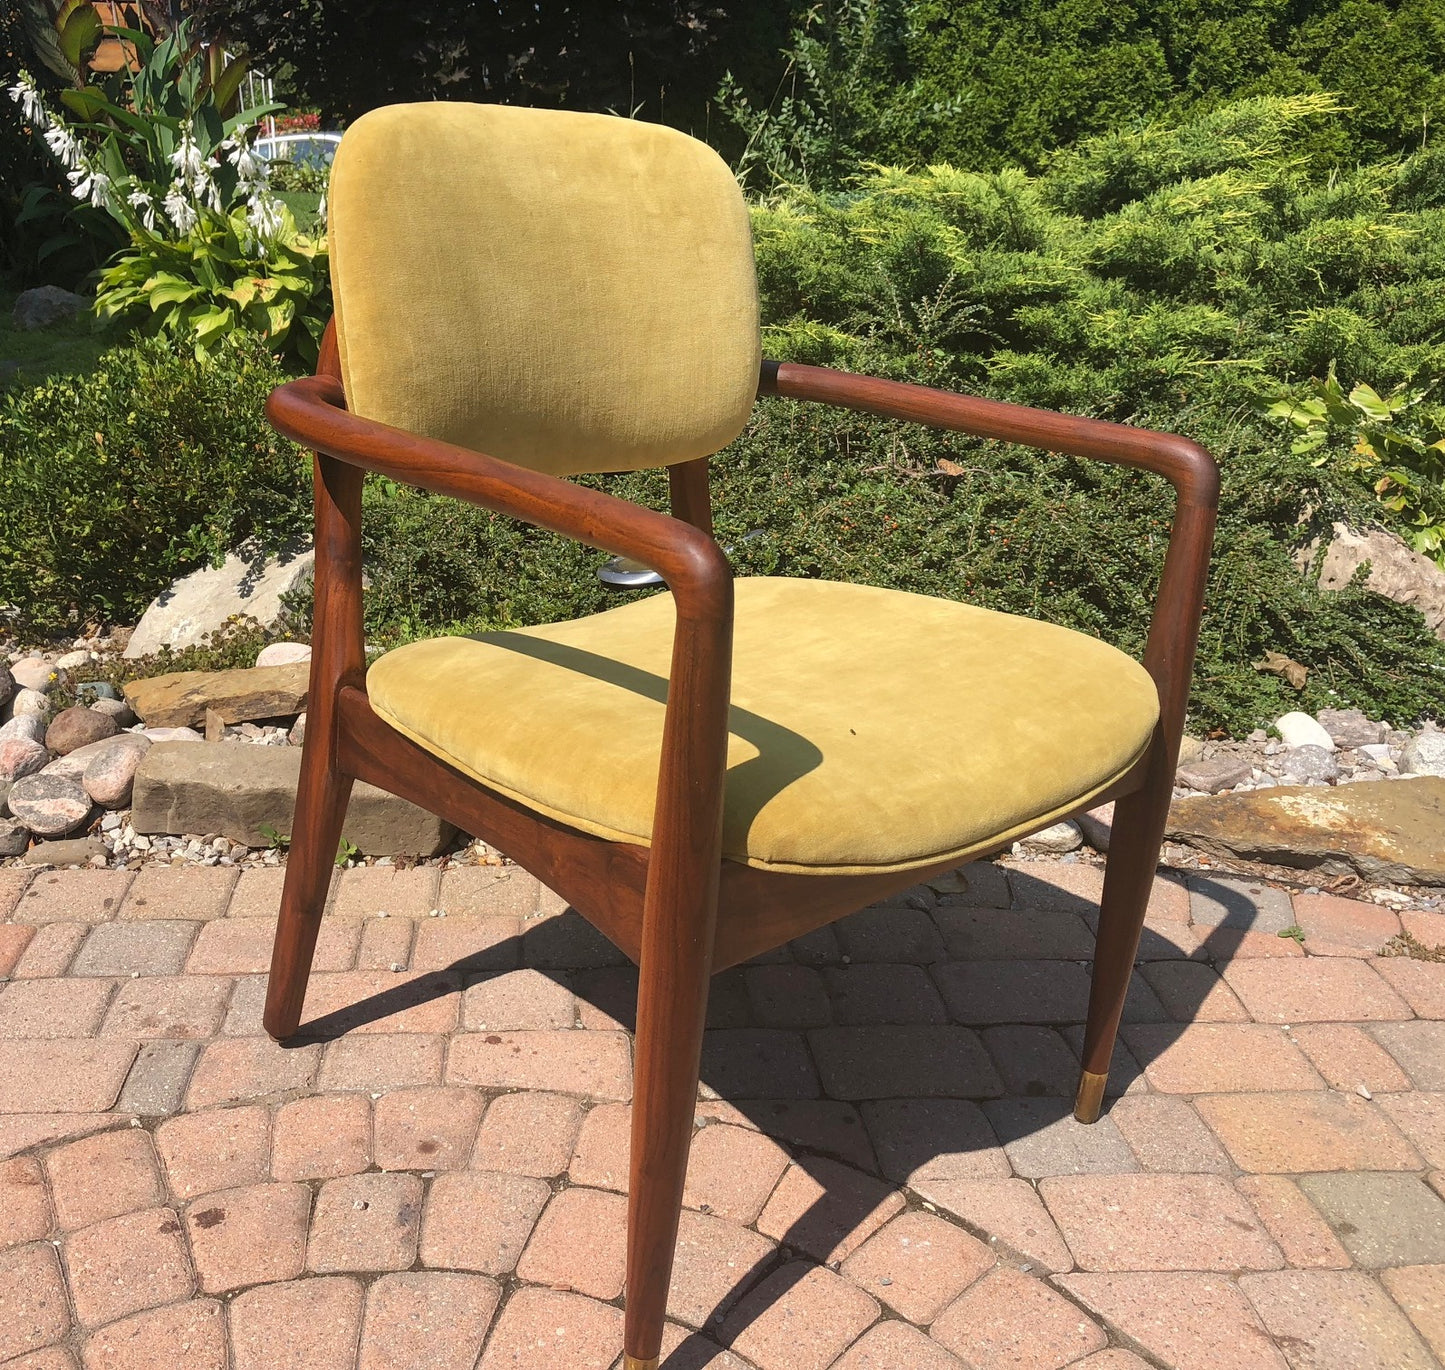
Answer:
[0, 284, 120, 390]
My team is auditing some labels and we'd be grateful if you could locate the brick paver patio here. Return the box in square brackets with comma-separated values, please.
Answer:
[0, 858, 1441, 1369]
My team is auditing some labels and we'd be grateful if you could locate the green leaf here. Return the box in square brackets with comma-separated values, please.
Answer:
[57, 5, 102, 68]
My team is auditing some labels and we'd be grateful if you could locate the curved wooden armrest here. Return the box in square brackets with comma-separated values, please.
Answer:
[758, 359, 1220, 769]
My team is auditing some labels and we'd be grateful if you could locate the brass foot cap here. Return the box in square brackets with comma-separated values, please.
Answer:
[1073, 1070, 1109, 1125]
[622, 1357, 660, 1370]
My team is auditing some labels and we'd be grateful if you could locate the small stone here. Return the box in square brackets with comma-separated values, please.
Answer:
[45, 704, 119, 755]
[0, 736, 49, 783]
[256, 642, 312, 667]
[55, 649, 94, 671]
[288, 713, 306, 747]
[0, 817, 28, 856]
[0, 661, 11, 710]
[1358, 743, 1397, 770]
[1176, 756, 1253, 793]
[1077, 802, 1114, 852]
[1018, 820, 1083, 854]
[0, 714, 47, 745]
[21, 836, 109, 865]
[1279, 745, 1340, 784]
[1276, 711, 1336, 751]
[8, 771, 93, 836]
[1178, 735, 1205, 764]
[1401, 725, 1445, 778]
[10, 687, 48, 716]
[1318, 708, 1387, 749]
[12, 284, 88, 329]
[89, 697, 136, 726]
[74, 680, 118, 702]
[10, 658, 55, 692]
[83, 734, 153, 808]
[142, 726, 204, 743]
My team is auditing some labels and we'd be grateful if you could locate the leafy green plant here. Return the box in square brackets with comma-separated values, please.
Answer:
[1263, 366, 1445, 562]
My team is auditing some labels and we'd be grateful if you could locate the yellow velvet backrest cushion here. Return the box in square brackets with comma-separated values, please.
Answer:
[327, 103, 762, 476]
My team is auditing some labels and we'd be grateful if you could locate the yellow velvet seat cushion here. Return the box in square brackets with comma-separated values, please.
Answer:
[367, 578, 1159, 875]
[327, 103, 761, 477]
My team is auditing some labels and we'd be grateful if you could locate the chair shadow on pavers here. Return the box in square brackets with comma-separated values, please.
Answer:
[271, 860, 1250, 1361]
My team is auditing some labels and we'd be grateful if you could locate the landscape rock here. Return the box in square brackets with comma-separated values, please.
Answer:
[45, 705, 119, 756]
[0, 819, 28, 856]
[288, 712, 306, 747]
[141, 726, 203, 743]
[8, 659, 54, 692]
[54, 649, 94, 671]
[12, 285, 88, 330]
[1278, 745, 1340, 783]
[1166, 776, 1445, 885]
[0, 662, 12, 709]
[7, 773, 93, 837]
[256, 642, 312, 667]
[10, 688, 48, 717]
[73, 681, 118, 703]
[82, 734, 152, 808]
[124, 539, 314, 658]
[1177, 735, 1205, 765]
[1316, 708, 1387, 749]
[88, 698, 136, 727]
[0, 737, 49, 784]
[124, 663, 309, 729]
[1176, 755, 1252, 793]
[1401, 725, 1445, 778]
[1309, 521, 1445, 640]
[1077, 801, 1114, 851]
[1275, 711, 1335, 751]
[131, 741, 455, 856]
[0, 715, 46, 745]
[1017, 819, 1082, 853]
[22, 837, 107, 866]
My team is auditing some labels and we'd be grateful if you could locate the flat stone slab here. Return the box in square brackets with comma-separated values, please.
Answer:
[131, 741, 454, 856]
[1166, 776, 1445, 885]
[124, 664, 309, 729]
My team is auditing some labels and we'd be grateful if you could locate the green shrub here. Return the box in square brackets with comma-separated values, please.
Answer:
[0, 334, 309, 634]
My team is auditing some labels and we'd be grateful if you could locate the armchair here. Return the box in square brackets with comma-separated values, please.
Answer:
[263, 103, 1217, 1370]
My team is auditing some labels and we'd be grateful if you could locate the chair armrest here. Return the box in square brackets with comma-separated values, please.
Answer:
[760, 360, 1220, 774]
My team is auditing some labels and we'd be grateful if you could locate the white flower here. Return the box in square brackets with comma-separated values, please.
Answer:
[193, 164, 223, 213]
[164, 183, 198, 233]
[232, 141, 263, 184]
[128, 187, 157, 231]
[169, 130, 204, 181]
[317, 192, 327, 225]
[247, 191, 283, 241]
[43, 122, 84, 171]
[68, 165, 112, 209]
[8, 74, 47, 129]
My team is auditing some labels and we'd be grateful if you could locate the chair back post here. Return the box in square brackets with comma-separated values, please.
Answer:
[668, 457, 714, 537]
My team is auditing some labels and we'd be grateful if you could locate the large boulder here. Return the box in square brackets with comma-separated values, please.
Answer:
[131, 741, 455, 856]
[0, 737, 48, 784]
[124, 663, 309, 729]
[1166, 776, 1445, 885]
[124, 540, 314, 659]
[12, 285, 88, 330]
[7, 773, 93, 837]
[1307, 522, 1445, 640]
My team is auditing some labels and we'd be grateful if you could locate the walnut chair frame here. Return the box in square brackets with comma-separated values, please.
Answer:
[263, 322, 1218, 1370]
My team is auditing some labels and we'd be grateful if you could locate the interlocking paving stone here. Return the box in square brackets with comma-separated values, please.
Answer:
[1294, 891, 1402, 956]
[1222, 958, 1411, 1023]
[0, 977, 114, 1038]
[0, 1038, 136, 1112]
[667, 1208, 776, 1329]
[1235, 1176, 1351, 1270]
[472, 1090, 585, 1178]
[332, 865, 441, 920]
[1107, 1095, 1233, 1173]
[822, 963, 948, 1024]
[228, 1275, 364, 1370]
[0, 1157, 51, 1249]
[108, 1039, 200, 1118]
[222, 866, 286, 918]
[722, 1262, 879, 1370]
[357, 1272, 501, 1370]
[833, 907, 948, 963]
[186, 1036, 320, 1108]
[860, 1098, 1009, 1184]
[1288, 1022, 1413, 1093]
[1060, 1271, 1288, 1370]
[418, 1170, 549, 1275]
[839, 1210, 994, 1323]
[45, 1128, 161, 1229]
[10, 1347, 76, 1370]
[931, 860, 1011, 908]
[373, 1085, 483, 1171]
[1139, 960, 1251, 1021]
[411, 919, 521, 974]
[932, 1266, 1107, 1368]
[438, 865, 542, 919]
[1186, 875, 1296, 933]
[683, 1121, 790, 1224]
[789, 921, 845, 966]
[911, 1175, 1075, 1272]
[0, 869, 33, 920]
[1296, 1172, 1445, 1267]
[12, 923, 86, 978]
[317, 1032, 445, 1092]
[356, 915, 415, 972]
[743, 965, 832, 1028]
[0, 1114, 127, 1162]
[461, 968, 576, 1029]
[1003, 860, 1105, 914]
[982, 1097, 1138, 1178]
[73, 919, 198, 976]
[720, 1099, 877, 1171]
[522, 910, 627, 968]
[933, 959, 1092, 1024]
[0, 924, 35, 976]
[61, 1205, 193, 1327]
[699, 1029, 819, 1100]
[831, 1321, 967, 1369]
[272, 1093, 372, 1181]
[1372, 1020, 1445, 1089]
[980, 1024, 1083, 1096]
[1196, 1092, 1424, 1172]
[474, 1287, 622, 1370]
[756, 1157, 905, 1264]
[932, 907, 1096, 959]
[1121, 1022, 1324, 1094]
[448, 1027, 632, 1100]
[184, 1182, 310, 1292]
[16, 870, 130, 924]
[299, 969, 462, 1034]
[1376, 957, 1445, 1018]
[516, 1185, 626, 1299]
[307, 1171, 424, 1273]
[118, 866, 237, 921]
[1380, 1265, 1445, 1362]
[156, 1104, 270, 1200]
[809, 1026, 1001, 1099]
[102, 975, 230, 1040]
[0, 1244, 71, 1361]
[82, 1297, 227, 1370]
[1378, 1091, 1445, 1168]
[187, 916, 358, 975]
[1039, 1173, 1283, 1271]
[568, 1101, 631, 1191]
[1240, 1269, 1437, 1370]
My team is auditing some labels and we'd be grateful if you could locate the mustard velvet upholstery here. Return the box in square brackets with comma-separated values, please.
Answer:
[367, 578, 1160, 875]
[327, 104, 761, 477]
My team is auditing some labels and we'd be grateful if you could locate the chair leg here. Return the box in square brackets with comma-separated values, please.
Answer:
[263, 736, 353, 1041]
[1075, 785, 1167, 1123]
[624, 922, 713, 1368]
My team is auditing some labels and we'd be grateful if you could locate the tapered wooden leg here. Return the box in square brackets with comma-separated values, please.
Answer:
[1075, 784, 1169, 1123]
[624, 903, 714, 1368]
[263, 738, 353, 1041]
